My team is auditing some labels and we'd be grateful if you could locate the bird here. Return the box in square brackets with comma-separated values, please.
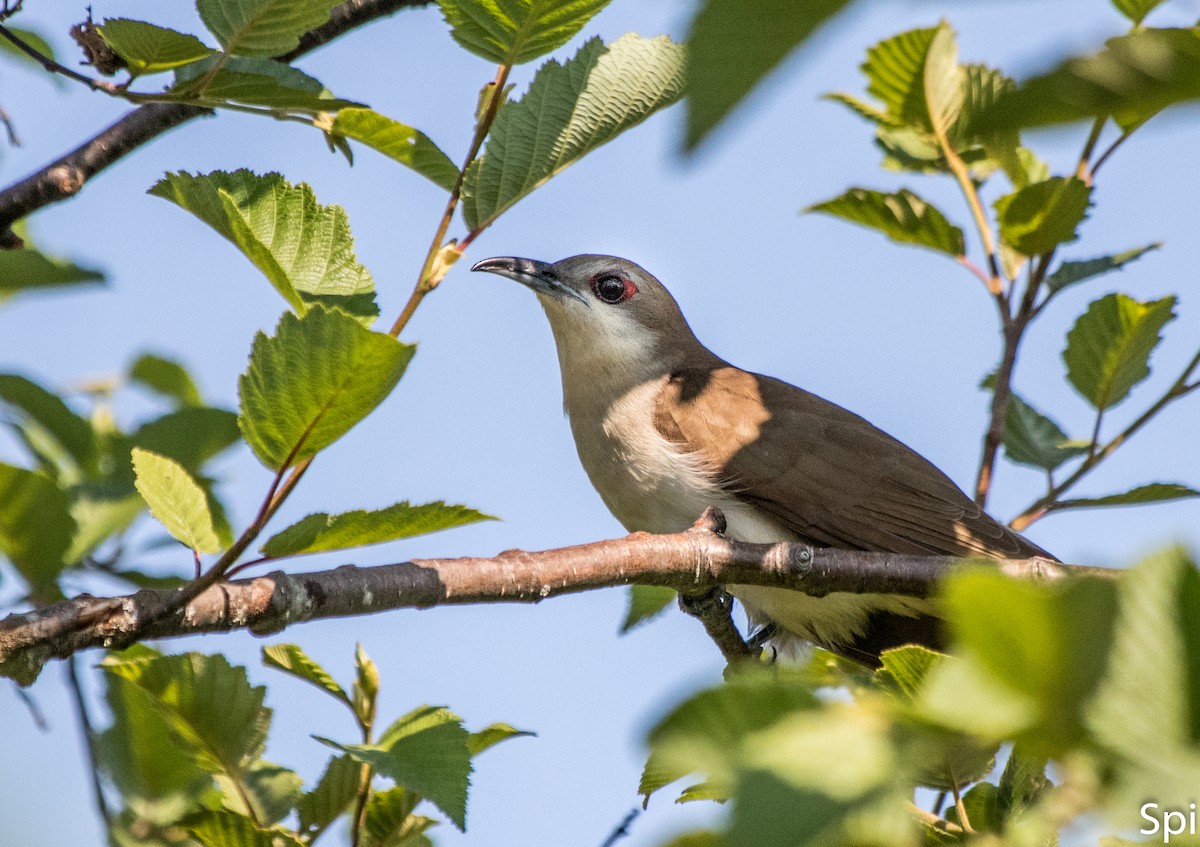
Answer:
[472, 254, 1054, 666]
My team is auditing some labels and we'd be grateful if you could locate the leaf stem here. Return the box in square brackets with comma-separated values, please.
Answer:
[934, 125, 1002, 295]
[388, 63, 512, 339]
[1010, 346, 1200, 530]
[1074, 117, 1106, 185]
[0, 23, 120, 93]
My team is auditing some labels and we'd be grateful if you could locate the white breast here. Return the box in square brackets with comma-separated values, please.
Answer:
[566, 377, 931, 651]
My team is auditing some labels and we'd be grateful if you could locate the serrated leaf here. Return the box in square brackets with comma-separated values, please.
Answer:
[216, 760, 303, 826]
[461, 34, 685, 231]
[130, 353, 204, 407]
[104, 651, 271, 778]
[1064, 293, 1175, 411]
[437, 0, 609, 65]
[467, 723, 534, 757]
[863, 26, 940, 130]
[975, 28, 1200, 131]
[184, 809, 303, 847]
[238, 307, 413, 470]
[150, 170, 377, 320]
[1001, 391, 1087, 472]
[997, 750, 1049, 820]
[1046, 243, 1161, 294]
[330, 109, 459, 192]
[131, 449, 221, 553]
[0, 462, 76, 593]
[297, 755, 361, 839]
[328, 705, 472, 830]
[261, 501, 492, 557]
[876, 645, 946, 702]
[621, 584, 676, 633]
[923, 23, 963, 138]
[823, 92, 899, 127]
[685, 0, 852, 149]
[97, 672, 213, 814]
[0, 374, 97, 473]
[173, 55, 363, 113]
[362, 787, 436, 847]
[197, 0, 341, 57]
[1112, 0, 1168, 24]
[0, 246, 104, 295]
[262, 643, 350, 705]
[806, 187, 965, 257]
[1052, 483, 1200, 512]
[98, 19, 214, 75]
[994, 177, 1091, 256]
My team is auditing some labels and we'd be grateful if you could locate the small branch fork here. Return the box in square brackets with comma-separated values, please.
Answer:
[0, 0, 433, 247]
[0, 507, 1108, 685]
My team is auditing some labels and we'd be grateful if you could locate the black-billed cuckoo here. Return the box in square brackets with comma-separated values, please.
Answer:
[472, 254, 1053, 665]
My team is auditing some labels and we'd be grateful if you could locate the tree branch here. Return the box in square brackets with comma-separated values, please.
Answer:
[0, 517, 1110, 686]
[0, 0, 432, 247]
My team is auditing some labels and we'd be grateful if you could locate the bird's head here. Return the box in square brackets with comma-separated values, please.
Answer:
[471, 254, 701, 378]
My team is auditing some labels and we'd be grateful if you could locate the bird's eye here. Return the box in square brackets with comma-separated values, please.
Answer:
[591, 274, 636, 304]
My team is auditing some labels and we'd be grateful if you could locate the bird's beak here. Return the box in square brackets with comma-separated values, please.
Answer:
[471, 256, 587, 304]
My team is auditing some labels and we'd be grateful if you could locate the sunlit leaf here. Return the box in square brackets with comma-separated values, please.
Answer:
[0, 462, 75, 593]
[297, 755, 360, 839]
[1064, 293, 1175, 411]
[262, 501, 492, 557]
[1051, 483, 1200, 512]
[329, 109, 459, 192]
[467, 723, 534, 757]
[132, 448, 222, 554]
[197, 0, 341, 57]
[362, 787, 436, 847]
[98, 19, 214, 75]
[461, 34, 685, 231]
[184, 808, 303, 847]
[863, 25, 940, 130]
[216, 760, 303, 826]
[994, 177, 1091, 256]
[1045, 243, 1160, 294]
[1111, 0, 1168, 24]
[807, 188, 965, 257]
[437, 0, 609, 65]
[173, 55, 363, 112]
[238, 307, 413, 470]
[262, 643, 350, 705]
[621, 585, 676, 633]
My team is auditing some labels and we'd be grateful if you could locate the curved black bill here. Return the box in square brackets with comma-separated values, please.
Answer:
[471, 256, 587, 303]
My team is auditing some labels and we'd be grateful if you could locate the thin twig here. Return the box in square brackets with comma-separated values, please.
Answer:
[65, 655, 112, 828]
[0, 104, 20, 146]
[0, 24, 120, 92]
[15, 686, 48, 729]
[598, 809, 640, 847]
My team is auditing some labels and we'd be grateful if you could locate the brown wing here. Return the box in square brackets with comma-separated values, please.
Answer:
[655, 366, 1054, 561]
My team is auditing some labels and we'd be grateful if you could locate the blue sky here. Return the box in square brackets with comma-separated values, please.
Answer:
[2, 1, 1199, 844]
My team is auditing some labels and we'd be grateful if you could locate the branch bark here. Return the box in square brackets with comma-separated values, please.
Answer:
[0, 0, 432, 246]
[0, 518, 1110, 686]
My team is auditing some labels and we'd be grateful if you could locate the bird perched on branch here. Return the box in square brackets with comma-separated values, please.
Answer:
[473, 254, 1053, 666]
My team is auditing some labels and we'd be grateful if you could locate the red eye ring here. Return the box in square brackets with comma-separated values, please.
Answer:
[590, 274, 638, 304]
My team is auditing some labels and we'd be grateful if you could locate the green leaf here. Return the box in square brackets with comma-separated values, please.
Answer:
[1001, 391, 1087, 472]
[620, 585, 676, 633]
[997, 750, 1050, 820]
[261, 501, 492, 557]
[329, 109, 459, 192]
[184, 808, 303, 847]
[941, 569, 1118, 756]
[922, 22, 963, 138]
[0, 374, 97, 472]
[0, 246, 104, 296]
[216, 760, 303, 826]
[467, 723, 534, 757]
[130, 406, 241, 473]
[98, 19, 214, 75]
[975, 28, 1200, 131]
[0, 462, 76, 593]
[66, 483, 146, 564]
[1111, 0, 1168, 24]
[643, 670, 819, 801]
[326, 705, 472, 830]
[806, 188, 965, 257]
[823, 91, 899, 127]
[97, 670, 213, 813]
[994, 177, 1091, 256]
[132, 448, 223, 554]
[685, 0, 852, 149]
[130, 353, 204, 407]
[461, 34, 686, 231]
[362, 787, 436, 847]
[353, 643, 380, 730]
[197, 0, 341, 57]
[863, 25, 940, 129]
[238, 307, 413, 471]
[262, 643, 350, 706]
[150, 170, 377, 320]
[0, 27, 60, 75]
[173, 55, 363, 113]
[1064, 293, 1175, 411]
[297, 755, 360, 839]
[1052, 483, 1200, 512]
[104, 650, 271, 777]
[1045, 243, 1161, 294]
[875, 645, 945, 701]
[437, 0, 609, 65]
